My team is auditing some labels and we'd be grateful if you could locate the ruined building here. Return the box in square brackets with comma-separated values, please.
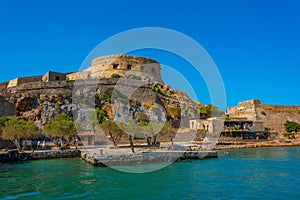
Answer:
[1, 55, 163, 90]
[227, 99, 300, 135]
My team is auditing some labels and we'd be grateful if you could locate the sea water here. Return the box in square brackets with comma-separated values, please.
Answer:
[1, 147, 300, 200]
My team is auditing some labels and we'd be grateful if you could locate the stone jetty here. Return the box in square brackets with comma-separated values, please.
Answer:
[0, 149, 80, 162]
[81, 150, 218, 166]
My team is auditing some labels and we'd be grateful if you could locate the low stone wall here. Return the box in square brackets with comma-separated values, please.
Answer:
[0, 149, 81, 163]
[81, 151, 218, 166]
[30, 149, 81, 160]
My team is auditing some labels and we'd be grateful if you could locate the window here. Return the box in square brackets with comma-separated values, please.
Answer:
[112, 64, 119, 69]
[127, 64, 132, 70]
[140, 66, 144, 71]
[151, 68, 155, 73]
[55, 76, 60, 80]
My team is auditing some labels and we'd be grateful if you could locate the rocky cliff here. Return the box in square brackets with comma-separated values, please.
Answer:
[0, 78, 201, 129]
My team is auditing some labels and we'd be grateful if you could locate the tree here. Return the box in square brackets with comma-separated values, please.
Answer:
[88, 108, 107, 132]
[2, 116, 40, 151]
[100, 121, 124, 146]
[284, 120, 300, 133]
[0, 116, 14, 139]
[141, 122, 164, 146]
[120, 121, 139, 153]
[199, 104, 219, 118]
[135, 112, 148, 123]
[43, 114, 77, 147]
[158, 122, 176, 150]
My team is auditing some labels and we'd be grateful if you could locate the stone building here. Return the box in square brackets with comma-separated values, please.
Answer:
[7, 76, 42, 88]
[227, 99, 300, 134]
[1, 55, 163, 89]
[42, 71, 66, 82]
[189, 117, 224, 134]
[83, 55, 163, 82]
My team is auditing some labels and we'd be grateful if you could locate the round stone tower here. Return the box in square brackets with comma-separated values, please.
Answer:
[85, 55, 163, 82]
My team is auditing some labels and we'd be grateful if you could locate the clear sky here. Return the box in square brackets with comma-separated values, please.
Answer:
[0, 0, 299, 109]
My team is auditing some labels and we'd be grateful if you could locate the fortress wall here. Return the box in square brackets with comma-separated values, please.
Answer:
[42, 71, 66, 82]
[256, 104, 300, 134]
[3, 55, 163, 89]
[227, 99, 300, 134]
[7, 78, 19, 88]
[226, 100, 259, 121]
[88, 55, 162, 82]
[7, 76, 42, 88]
[66, 72, 81, 80]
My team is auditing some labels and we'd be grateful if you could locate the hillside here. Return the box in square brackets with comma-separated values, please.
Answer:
[0, 78, 201, 130]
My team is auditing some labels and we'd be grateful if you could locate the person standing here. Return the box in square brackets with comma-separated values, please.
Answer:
[42, 140, 46, 150]
[37, 140, 40, 150]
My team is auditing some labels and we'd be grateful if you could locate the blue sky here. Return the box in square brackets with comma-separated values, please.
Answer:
[0, 0, 299, 109]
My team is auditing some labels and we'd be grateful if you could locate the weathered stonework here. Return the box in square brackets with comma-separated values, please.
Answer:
[7, 76, 42, 88]
[1, 55, 163, 90]
[84, 55, 163, 82]
[227, 100, 300, 134]
[42, 71, 66, 82]
[0, 96, 15, 117]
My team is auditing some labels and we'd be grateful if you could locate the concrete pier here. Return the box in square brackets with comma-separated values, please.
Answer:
[81, 150, 218, 166]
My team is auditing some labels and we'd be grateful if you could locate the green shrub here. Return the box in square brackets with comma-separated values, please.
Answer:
[38, 98, 45, 104]
[55, 103, 61, 109]
[151, 85, 163, 95]
[261, 111, 267, 116]
[167, 106, 181, 119]
[111, 73, 122, 78]
[99, 95, 105, 100]
[82, 98, 87, 104]
[62, 94, 68, 99]
[284, 120, 300, 132]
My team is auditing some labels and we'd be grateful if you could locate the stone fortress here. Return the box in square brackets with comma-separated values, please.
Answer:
[227, 99, 300, 134]
[0, 54, 163, 90]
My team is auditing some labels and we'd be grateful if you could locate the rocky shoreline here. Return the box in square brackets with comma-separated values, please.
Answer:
[215, 138, 300, 150]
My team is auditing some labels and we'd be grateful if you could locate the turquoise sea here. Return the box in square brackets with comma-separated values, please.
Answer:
[1, 147, 300, 200]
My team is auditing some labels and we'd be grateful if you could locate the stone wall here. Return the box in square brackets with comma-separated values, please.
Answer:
[3, 55, 163, 90]
[227, 99, 260, 121]
[30, 149, 80, 160]
[256, 104, 300, 134]
[227, 100, 300, 134]
[7, 76, 43, 88]
[42, 71, 66, 82]
[84, 55, 163, 82]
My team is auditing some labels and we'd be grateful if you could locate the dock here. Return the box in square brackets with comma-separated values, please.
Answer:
[81, 150, 218, 166]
